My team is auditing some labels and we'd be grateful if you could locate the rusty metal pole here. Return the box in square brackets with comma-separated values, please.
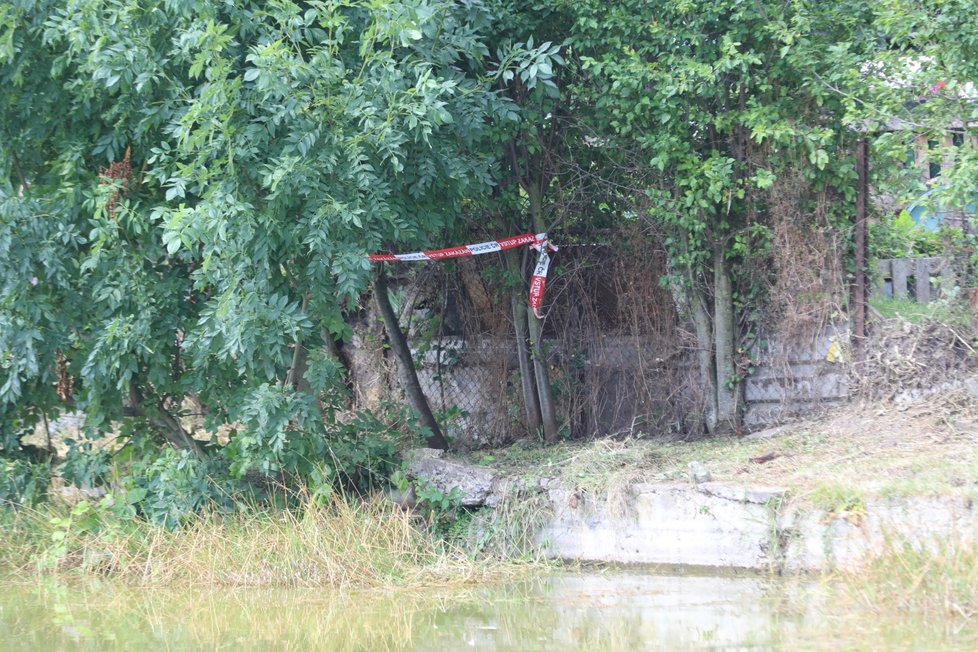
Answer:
[854, 137, 869, 363]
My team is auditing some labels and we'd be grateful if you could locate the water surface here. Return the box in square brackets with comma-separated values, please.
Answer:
[0, 569, 958, 650]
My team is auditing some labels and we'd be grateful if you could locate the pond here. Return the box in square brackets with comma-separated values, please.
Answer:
[0, 568, 957, 650]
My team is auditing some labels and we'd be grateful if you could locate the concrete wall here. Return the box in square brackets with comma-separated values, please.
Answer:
[537, 481, 977, 573]
[406, 448, 978, 573]
[743, 325, 850, 428]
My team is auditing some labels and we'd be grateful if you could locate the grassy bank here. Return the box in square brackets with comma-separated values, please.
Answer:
[0, 496, 539, 589]
[786, 540, 978, 649]
[467, 389, 978, 512]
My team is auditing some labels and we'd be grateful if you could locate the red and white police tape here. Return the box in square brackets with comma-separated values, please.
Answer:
[368, 233, 558, 318]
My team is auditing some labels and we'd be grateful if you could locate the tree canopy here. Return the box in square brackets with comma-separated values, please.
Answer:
[2, 0, 976, 515]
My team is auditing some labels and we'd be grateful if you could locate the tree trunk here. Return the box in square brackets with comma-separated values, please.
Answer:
[322, 327, 356, 405]
[128, 384, 206, 459]
[526, 183, 560, 443]
[150, 405, 207, 460]
[285, 297, 311, 394]
[526, 304, 560, 442]
[373, 267, 449, 450]
[285, 341, 310, 394]
[712, 245, 740, 433]
[506, 248, 542, 433]
[689, 282, 718, 435]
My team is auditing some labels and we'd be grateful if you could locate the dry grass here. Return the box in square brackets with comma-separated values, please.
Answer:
[856, 312, 977, 402]
[0, 496, 539, 590]
[838, 541, 978, 630]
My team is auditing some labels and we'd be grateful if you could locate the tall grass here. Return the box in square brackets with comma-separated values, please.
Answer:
[0, 496, 538, 589]
[803, 540, 978, 648]
[840, 541, 978, 625]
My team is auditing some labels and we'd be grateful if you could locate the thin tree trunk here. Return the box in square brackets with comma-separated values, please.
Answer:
[712, 245, 740, 433]
[373, 267, 448, 450]
[506, 248, 542, 432]
[527, 183, 560, 443]
[689, 282, 719, 435]
[285, 297, 311, 394]
[128, 384, 206, 459]
[526, 305, 559, 442]
[322, 327, 355, 405]
[151, 405, 207, 460]
[285, 341, 310, 394]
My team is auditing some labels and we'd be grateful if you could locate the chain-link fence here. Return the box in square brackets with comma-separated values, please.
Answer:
[353, 219, 852, 447]
[378, 225, 699, 448]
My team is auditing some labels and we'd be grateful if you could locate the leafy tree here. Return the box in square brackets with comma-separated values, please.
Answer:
[824, 0, 978, 223]
[1, 0, 506, 487]
[4, 0, 974, 511]
[485, 8, 569, 443]
[563, 0, 867, 432]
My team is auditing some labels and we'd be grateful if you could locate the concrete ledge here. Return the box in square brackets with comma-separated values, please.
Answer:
[538, 483, 777, 570]
[403, 450, 978, 573]
[537, 482, 977, 573]
[697, 482, 787, 505]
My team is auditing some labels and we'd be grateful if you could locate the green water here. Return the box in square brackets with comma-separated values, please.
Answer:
[0, 569, 963, 650]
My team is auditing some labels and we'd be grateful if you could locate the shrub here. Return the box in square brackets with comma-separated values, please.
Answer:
[868, 210, 945, 260]
[0, 458, 50, 508]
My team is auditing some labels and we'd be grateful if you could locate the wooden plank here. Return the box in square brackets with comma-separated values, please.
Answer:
[891, 259, 911, 299]
[915, 258, 932, 303]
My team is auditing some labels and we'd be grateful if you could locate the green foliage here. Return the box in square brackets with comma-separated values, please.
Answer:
[119, 447, 228, 528]
[316, 410, 400, 493]
[390, 467, 464, 540]
[807, 483, 866, 520]
[569, 0, 858, 270]
[2, 0, 977, 515]
[60, 441, 112, 490]
[0, 0, 519, 499]
[413, 480, 463, 514]
[0, 457, 50, 507]
[868, 211, 945, 260]
[868, 295, 971, 327]
[40, 498, 128, 571]
[412, 479, 464, 540]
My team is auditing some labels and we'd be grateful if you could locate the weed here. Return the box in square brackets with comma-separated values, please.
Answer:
[806, 484, 866, 520]
[464, 480, 553, 558]
[0, 494, 538, 589]
[0, 458, 50, 507]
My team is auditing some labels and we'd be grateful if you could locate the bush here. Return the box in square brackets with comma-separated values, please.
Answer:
[47, 403, 411, 527]
[868, 210, 946, 260]
[121, 447, 232, 528]
[0, 458, 50, 508]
